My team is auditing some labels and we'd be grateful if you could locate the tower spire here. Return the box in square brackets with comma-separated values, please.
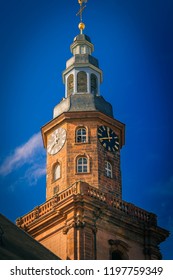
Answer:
[76, 0, 88, 34]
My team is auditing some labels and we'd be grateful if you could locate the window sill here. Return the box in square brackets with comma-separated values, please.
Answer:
[76, 172, 91, 175]
[105, 175, 113, 179]
[75, 142, 89, 145]
[51, 177, 61, 183]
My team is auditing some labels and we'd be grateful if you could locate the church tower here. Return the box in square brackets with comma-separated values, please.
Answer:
[17, 1, 169, 260]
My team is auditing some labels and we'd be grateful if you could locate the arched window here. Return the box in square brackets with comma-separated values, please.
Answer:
[67, 74, 74, 96]
[105, 161, 113, 178]
[91, 74, 98, 95]
[80, 45, 85, 54]
[54, 163, 61, 181]
[108, 239, 129, 260]
[77, 157, 88, 173]
[111, 250, 124, 260]
[76, 128, 87, 143]
[77, 71, 87, 92]
[85, 46, 91, 54]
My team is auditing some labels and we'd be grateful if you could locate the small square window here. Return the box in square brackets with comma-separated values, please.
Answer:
[53, 186, 59, 194]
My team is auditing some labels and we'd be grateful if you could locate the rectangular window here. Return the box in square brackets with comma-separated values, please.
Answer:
[77, 157, 88, 173]
[105, 161, 113, 178]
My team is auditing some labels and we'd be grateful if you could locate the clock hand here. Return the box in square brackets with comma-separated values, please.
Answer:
[99, 137, 113, 140]
[47, 142, 55, 153]
[55, 134, 60, 143]
[49, 142, 56, 151]
[107, 127, 111, 142]
[48, 137, 59, 152]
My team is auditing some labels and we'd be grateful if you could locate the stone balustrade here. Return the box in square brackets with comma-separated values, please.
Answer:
[16, 181, 157, 228]
[86, 185, 157, 224]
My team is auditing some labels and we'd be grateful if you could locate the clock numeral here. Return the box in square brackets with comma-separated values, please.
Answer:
[98, 127, 104, 132]
[114, 145, 119, 150]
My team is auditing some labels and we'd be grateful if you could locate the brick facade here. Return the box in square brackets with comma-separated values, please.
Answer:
[42, 111, 125, 200]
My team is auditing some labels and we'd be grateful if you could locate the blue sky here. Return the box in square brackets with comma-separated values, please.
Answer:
[0, 0, 173, 259]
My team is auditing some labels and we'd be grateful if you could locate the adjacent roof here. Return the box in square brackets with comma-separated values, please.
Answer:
[0, 214, 60, 260]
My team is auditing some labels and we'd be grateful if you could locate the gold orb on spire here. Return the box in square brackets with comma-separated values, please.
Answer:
[76, 0, 87, 34]
[78, 0, 87, 6]
[78, 22, 85, 33]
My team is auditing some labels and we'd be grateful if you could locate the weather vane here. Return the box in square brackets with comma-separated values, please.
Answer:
[76, 0, 88, 34]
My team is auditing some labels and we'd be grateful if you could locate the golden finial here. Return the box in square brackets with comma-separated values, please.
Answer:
[76, 0, 88, 34]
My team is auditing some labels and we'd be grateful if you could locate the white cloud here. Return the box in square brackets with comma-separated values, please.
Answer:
[0, 132, 45, 176]
[8, 164, 46, 192]
[24, 164, 46, 186]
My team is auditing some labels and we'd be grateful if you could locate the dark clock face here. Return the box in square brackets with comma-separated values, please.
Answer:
[98, 125, 119, 153]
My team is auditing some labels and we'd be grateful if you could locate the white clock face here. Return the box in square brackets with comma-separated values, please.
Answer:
[47, 127, 66, 155]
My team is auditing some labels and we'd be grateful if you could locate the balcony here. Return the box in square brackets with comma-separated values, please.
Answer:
[16, 181, 157, 229]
